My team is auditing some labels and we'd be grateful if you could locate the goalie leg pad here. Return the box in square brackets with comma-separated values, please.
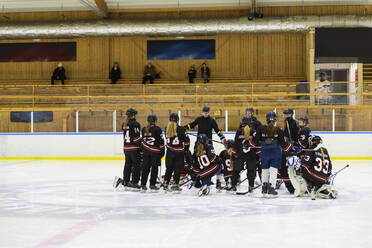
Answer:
[288, 167, 308, 197]
[315, 184, 338, 199]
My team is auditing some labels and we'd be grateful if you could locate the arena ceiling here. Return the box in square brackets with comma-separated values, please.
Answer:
[0, 0, 371, 13]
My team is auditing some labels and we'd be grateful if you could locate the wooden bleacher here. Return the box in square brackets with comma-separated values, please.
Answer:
[0, 80, 309, 109]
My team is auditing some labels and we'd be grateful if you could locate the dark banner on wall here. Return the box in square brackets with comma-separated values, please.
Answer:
[10, 111, 53, 122]
[147, 40, 215, 60]
[0, 42, 76, 62]
[315, 28, 372, 63]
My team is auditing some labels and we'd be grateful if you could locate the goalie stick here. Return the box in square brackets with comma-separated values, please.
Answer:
[328, 164, 350, 185]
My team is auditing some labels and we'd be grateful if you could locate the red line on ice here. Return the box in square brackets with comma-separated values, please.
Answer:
[33, 221, 98, 248]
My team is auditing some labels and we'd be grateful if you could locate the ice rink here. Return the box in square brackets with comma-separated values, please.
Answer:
[1, 160, 371, 248]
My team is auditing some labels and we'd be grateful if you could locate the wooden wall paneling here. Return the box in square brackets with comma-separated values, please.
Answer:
[0, 111, 30, 132]
[0, 11, 100, 23]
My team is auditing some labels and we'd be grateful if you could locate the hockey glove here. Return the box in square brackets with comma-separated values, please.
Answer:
[219, 135, 227, 146]
[286, 156, 302, 170]
[291, 145, 302, 154]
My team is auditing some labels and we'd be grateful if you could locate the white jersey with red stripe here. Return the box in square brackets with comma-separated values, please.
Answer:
[301, 146, 332, 186]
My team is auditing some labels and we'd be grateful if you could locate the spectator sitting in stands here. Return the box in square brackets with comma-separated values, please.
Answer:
[188, 65, 196, 83]
[110, 62, 121, 84]
[201, 63, 210, 83]
[142, 62, 156, 84]
[51, 63, 66, 85]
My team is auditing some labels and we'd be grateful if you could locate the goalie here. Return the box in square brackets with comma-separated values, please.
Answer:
[287, 135, 338, 199]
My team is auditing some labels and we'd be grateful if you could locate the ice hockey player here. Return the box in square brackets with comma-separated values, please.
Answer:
[217, 139, 234, 190]
[185, 106, 226, 146]
[191, 134, 221, 196]
[140, 114, 165, 192]
[245, 108, 262, 127]
[113, 108, 142, 191]
[297, 116, 312, 149]
[279, 108, 299, 194]
[164, 113, 190, 192]
[249, 112, 301, 197]
[287, 135, 337, 199]
[230, 117, 257, 193]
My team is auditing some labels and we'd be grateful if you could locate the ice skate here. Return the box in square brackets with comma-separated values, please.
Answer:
[113, 176, 123, 188]
[267, 183, 278, 198]
[140, 185, 147, 192]
[130, 183, 141, 192]
[227, 185, 237, 193]
[198, 185, 210, 197]
[171, 185, 182, 193]
[216, 179, 223, 192]
[149, 185, 160, 193]
[262, 182, 268, 196]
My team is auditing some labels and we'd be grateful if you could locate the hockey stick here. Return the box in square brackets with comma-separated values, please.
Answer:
[328, 164, 349, 185]
[187, 132, 224, 145]
[236, 183, 262, 195]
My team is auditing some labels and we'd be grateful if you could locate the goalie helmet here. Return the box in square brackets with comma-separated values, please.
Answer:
[266, 112, 277, 123]
[147, 114, 157, 123]
[126, 108, 137, 117]
[169, 113, 179, 122]
[197, 134, 209, 145]
[225, 139, 234, 149]
[299, 116, 309, 126]
[309, 135, 322, 148]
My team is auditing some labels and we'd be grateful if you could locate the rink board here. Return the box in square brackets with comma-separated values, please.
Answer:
[0, 132, 371, 160]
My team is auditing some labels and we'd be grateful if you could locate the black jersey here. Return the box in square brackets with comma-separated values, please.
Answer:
[219, 150, 233, 179]
[122, 119, 141, 152]
[284, 117, 299, 142]
[192, 144, 219, 172]
[186, 115, 223, 140]
[166, 126, 190, 153]
[297, 127, 311, 149]
[232, 127, 257, 160]
[141, 125, 165, 154]
[250, 125, 293, 152]
[301, 146, 332, 185]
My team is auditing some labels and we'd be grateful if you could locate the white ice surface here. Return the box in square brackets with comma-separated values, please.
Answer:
[0, 160, 371, 248]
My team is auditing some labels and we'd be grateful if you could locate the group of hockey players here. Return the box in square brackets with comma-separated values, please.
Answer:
[113, 106, 338, 199]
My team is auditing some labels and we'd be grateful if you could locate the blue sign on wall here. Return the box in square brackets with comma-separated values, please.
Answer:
[147, 40, 215, 60]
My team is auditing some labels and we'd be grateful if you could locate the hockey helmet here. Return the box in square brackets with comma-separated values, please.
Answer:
[169, 113, 179, 122]
[197, 134, 209, 145]
[147, 114, 157, 123]
[266, 112, 277, 123]
[299, 116, 309, 126]
[283, 108, 294, 115]
[202, 106, 210, 113]
[241, 116, 251, 127]
[225, 139, 234, 149]
[309, 135, 322, 148]
[126, 108, 137, 117]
